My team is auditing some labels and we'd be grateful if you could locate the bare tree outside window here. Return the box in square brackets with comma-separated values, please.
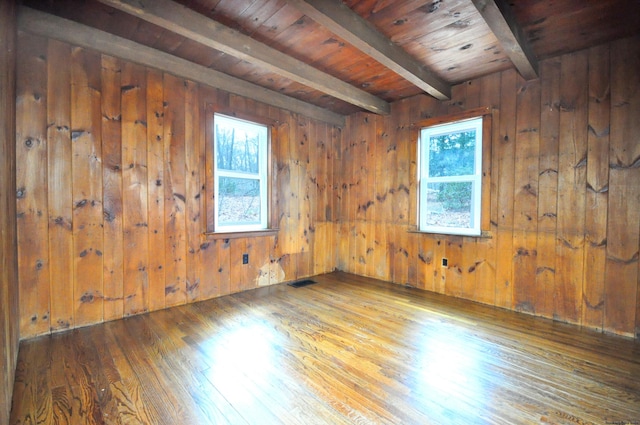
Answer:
[214, 114, 268, 231]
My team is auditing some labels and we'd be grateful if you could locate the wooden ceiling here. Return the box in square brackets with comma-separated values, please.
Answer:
[18, 0, 640, 120]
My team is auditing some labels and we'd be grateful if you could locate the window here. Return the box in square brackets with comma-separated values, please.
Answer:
[212, 113, 269, 233]
[418, 116, 483, 236]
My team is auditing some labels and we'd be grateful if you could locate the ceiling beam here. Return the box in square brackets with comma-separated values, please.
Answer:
[471, 0, 539, 80]
[286, 0, 451, 101]
[98, 0, 390, 115]
[17, 7, 346, 127]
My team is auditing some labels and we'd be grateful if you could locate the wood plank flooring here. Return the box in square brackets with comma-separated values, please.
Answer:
[10, 272, 640, 424]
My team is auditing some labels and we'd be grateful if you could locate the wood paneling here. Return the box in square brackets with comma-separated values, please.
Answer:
[71, 46, 104, 327]
[16, 32, 50, 337]
[335, 35, 640, 338]
[1, 0, 18, 423]
[605, 36, 640, 338]
[12, 32, 640, 343]
[15, 33, 338, 339]
[101, 54, 124, 322]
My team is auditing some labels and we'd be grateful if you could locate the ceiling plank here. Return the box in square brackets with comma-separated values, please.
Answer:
[286, 0, 451, 100]
[97, 0, 390, 115]
[471, 0, 539, 80]
[17, 6, 346, 127]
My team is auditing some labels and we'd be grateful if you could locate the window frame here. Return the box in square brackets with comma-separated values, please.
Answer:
[415, 107, 493, 237]
[204, 106, 278, 238]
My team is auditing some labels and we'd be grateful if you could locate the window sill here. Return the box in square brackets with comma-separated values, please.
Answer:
[407, 228, 493, 239]
[204, 228, 279, 240]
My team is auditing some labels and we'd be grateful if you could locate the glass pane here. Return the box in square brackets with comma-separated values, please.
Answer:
[215, 120, 263, 173]
[218, 177, 261, 225]
[427, 129, 476, 178]
[424, 182, 473, 228]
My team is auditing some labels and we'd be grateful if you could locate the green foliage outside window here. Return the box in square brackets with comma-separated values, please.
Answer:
[429, 130, 475, 211]
[436, 182, 472, 211]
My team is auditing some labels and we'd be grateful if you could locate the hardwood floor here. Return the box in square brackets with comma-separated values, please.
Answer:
[10, 272, 640, 424]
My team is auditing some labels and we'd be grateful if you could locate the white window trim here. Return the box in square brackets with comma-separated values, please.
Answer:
[213, 113, 269, 233]
[418, 116, 483, 236]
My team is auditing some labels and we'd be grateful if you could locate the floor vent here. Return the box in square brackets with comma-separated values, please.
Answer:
[287, 279, 317, 288]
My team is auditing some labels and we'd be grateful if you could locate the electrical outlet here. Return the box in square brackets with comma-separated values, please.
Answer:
[441, 258, 448, 267]
[242, 253, 249, 264]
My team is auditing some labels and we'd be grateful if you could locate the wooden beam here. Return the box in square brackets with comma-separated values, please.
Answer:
[98, 0, 390, 115]
[17, 7, 346, 127]
[286, 0, 451, 100]
[471, 0, 539, 80]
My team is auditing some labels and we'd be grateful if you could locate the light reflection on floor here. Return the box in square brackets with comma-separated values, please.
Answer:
[414, 325, 493, 421]
[200, 321, 279, 409]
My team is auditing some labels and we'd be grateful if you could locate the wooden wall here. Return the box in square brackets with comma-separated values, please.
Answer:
[335, 35, 640, 339]
[15, 32, 339, 339]
[1, 1, 19, 423]
[13, 31, 640, 342]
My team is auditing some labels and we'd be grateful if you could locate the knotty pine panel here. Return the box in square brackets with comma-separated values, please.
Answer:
[583, 44, 610, 332]
[16, 32, 50, 337]
[15, 33, 339, 339]
[102, 55, 125, 322]
[335, 35, 640, 339]
[1, 0, 18, 422]
[71, 46, 104, 327]
[47, 40, 73, 330]
[536, 56, 561, 321]
[605, 36, 640, 337]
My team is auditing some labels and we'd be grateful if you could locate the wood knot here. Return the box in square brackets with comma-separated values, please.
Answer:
[80, 292, 95, 303]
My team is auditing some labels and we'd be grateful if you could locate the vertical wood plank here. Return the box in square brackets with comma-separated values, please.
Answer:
[365, 116, 378, 280]
[458, 81, 481, 301]
[374, 114, 392, 282]
[495, 69, 517, 310]
[0, 1, 18, 419]
[445, 237, 463, 297]
[353, 113, 367, 277]
[312, 122, 326, 275]
[476, 72, 501, 305]
[297, 115, 312, 279]
[556, 51, 588, 324]
[16, 33, 50, 336]
[334, 117, 349, 271]
[101, 54, 124, 322]
[216, 238, 231, 296]
[185, 80, 202, 302]
[582, 44, 610, 331]
[200, 95, 217, 299]
[121, 62, 149, 316]
[512, 77, 541, 315]
[392, 100, 411, 285]
[343, 116, 357, 275]
[71, 46, 104, 327]
[47, 39, 73, 331]
[274, 119, 294, 280]
[163, 74, 187, 306]
[146, 68, 166, 312]
[229, 238, 246, 293]
[201, 91, 220, 296]
[288, 114, 304, 279]
[199, 239, 217, 298]
[252, 234, 269, 287]
[605, 36, 640, 337]
[401, 101, 418, 287]
[536, 57, 561, 320]
[329, 125, 341, 272]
